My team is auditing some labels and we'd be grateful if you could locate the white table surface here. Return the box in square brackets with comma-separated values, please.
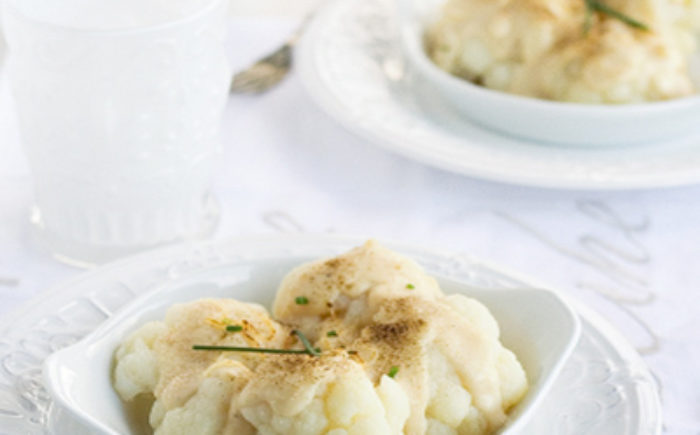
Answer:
[1, 9, 699, 435]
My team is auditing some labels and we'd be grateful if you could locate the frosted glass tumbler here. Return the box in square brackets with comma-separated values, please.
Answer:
[3, 0, 230, 265]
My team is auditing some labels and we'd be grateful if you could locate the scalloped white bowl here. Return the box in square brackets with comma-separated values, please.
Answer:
[399, 0, 700, 147]
[43, 248, 580, 434]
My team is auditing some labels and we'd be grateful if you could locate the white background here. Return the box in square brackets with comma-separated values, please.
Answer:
[1, 1, 699, 433]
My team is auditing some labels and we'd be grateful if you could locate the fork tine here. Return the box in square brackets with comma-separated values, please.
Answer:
[231, 62, 291, 94]
[229, 23, 302, 94]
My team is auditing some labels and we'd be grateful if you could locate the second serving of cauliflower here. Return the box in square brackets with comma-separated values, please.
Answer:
[426, 0, 700, 103]
[113, 241, 528, 434]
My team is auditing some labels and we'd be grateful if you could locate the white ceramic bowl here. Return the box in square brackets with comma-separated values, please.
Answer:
[43, 252, 580, 435]
[399, 0, 700, 147]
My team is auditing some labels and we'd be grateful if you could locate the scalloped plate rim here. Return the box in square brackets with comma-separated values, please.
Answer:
[0, 233, 662, 434]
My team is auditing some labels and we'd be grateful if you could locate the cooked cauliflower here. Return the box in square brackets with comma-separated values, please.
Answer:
[426, 0, 700, 103]
[113, 241, 527, 434]
[273, 240, 443, 341]
[236, 353, 410, 435]
[113, 298, 290, 432]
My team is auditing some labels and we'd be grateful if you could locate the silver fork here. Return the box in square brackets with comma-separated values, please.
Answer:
[230, 16, 311, 94]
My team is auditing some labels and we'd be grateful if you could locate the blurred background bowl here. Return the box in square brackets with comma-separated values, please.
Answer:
[399, 0, 700, 147]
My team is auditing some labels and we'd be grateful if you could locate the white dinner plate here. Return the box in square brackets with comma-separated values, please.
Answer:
[296, 0, 700, 190]
[0, 234, 660, 434]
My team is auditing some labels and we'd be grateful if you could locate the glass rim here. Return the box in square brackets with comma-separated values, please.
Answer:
[2, 0, 227, 36]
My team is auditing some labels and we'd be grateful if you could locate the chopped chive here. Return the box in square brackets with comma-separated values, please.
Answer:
[584, 0, 649, 33]
[583, 2, 594, 34]
[406, 283, 415, 289]
[193, 329, 321, 357]
[347, 350, 358, 355]
[226, 325, 243, 332]
[387, 366, 399, 378]
[292, 329, 320, 356]
[327, 330, 338, 337]
[192, 345, 312, 354]
[295, 296, 309, 305]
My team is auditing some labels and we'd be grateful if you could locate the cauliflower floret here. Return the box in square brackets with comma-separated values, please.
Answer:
[235, 353, 409, 435]
[342, 295, 527, 434]
[376, 375, 412, 434]
[239, 398, 327, 435]
[113, 298, 290, 431]
[156, 360, 255, 435]
[151, 299, 289, 412]
[274, 240, 443, 342]
[114, 321, 167, 401]
[533, 20, 693, 103]
[426, 419, 457, 435]
[444, 294, 499, 340]
[426, 350, 473, 428]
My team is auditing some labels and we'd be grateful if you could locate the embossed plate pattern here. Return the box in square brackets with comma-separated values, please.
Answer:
[296, 0, 700, 190]
[0, 234, 661, 434]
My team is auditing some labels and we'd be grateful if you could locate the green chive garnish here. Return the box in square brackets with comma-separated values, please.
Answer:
[226, 325, 243, 332]
[583, 0, 649, 34]
[192, 345, 313, 354]
[347, 350, 358, 355]
[292, 329, 321, 356]
[406, 283, 415, 289]
[193, 330, 321, 357]
[295, 296, 309, 305]
[388, 366, 399, 378]
[327, 330, 338, 337]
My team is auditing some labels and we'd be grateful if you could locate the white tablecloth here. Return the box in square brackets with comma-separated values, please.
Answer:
[0, 15, 699, 434]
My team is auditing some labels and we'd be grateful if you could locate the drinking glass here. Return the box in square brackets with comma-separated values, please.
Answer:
[2, 0, 230, 265]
